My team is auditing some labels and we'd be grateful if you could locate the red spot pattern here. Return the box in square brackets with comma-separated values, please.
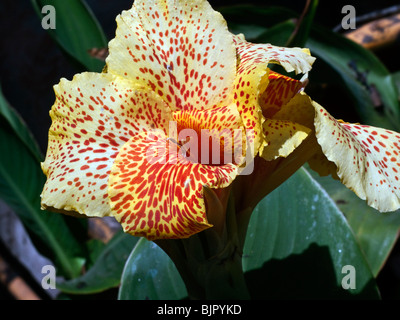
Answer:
[107, 0, 236, 112]
[315, 106, 400, 211]
[260, 71, 303, 118]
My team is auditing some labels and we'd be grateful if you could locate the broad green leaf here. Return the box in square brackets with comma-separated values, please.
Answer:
[57, 231, 138, 294]
[393, 71, 400, 95]
[253, 20, 293, 47]
[85, 238, 106, 269]
[31, 0, 107, 72]
[285, 0, 318, 48]
[243, 168, 379, 299]
[0, 84, 42, 162]
[306, 165, 400, 276]
[219, 5, 294, 40]
[118, 238, 187, 300]
[0, 90, 86, 279]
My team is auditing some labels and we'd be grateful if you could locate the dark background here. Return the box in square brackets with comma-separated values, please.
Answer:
[0, 0, 399, 299]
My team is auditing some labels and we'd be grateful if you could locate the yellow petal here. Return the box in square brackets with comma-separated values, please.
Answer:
[307, 146, 339, 180]
[106, 0, 236, 111]
[313, 100, 400, 212]
[261, 119, 311, 161]
[258, 91, 316, 161]
[271, 91, 315, 129]
[108, 131, 238, 240]
[41, 72, 173, 217]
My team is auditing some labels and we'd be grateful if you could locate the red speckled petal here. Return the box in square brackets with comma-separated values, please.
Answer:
[260, 71, 304, 118]
[173, 104, 242, 133]
[107, 0, 236, 111]
[234, 35, 315, 75]
[232, 34, 315, 155]
[172, 104, 247, 165]
[41, 72, 173, 217]
[108, 131, 238, 240]
[314, 100, 400, 212]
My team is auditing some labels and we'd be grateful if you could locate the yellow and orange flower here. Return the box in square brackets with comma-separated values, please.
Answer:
[41, 0, 400, 241]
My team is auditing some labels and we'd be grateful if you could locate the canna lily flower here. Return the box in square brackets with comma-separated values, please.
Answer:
[40, 0, 311, 240]
[41, 0, 400, 243]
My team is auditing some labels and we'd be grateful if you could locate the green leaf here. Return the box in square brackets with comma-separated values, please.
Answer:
[0, 90, 86, 279]
[31, 0, 107, 72]
[254, 20, 294, 47]
[0, 84, 42, 162]
[219, 5, 295, 40]
[243, 168, 380, 299]
[118, 238, 187, 300]
[285, 0, 318, 48]
[393, 71, 400, 96]
[57, 231, 138, 294]
[306, 26, 400, 131]
[306, 165, 400, 276]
